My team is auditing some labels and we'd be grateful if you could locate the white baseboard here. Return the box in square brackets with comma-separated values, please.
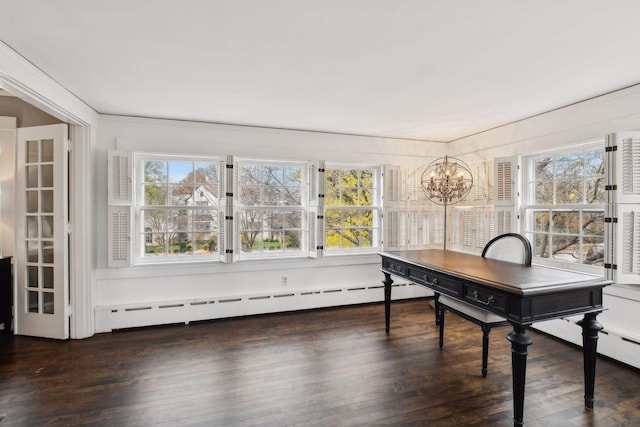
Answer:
[94, 282, 431, 333]
[533, 318, 640, 370]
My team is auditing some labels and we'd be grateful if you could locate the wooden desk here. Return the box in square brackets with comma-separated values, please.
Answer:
[379, 249, 611, 427]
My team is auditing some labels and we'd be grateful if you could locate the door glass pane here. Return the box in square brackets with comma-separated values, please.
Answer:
[41, 165, 54, 187]
[26, 166, 38, 188]
[27, 140, 39, 163]
[42, 267, 54, 289]
[41, 190, 54, 213]
[27, 191, 38, 213]
[41, 139, 54, 162]
[42, 216, 54, 238]
[27, 241, 39, 262]
[27, 291, 39, 313]
[43, 292, 54, 314]
[42, 244, 54, 264]
[27, 216, 38, 238]
[27, 266, 38, 288]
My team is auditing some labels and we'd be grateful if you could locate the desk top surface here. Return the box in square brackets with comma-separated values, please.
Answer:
[380, 249, 611, 296]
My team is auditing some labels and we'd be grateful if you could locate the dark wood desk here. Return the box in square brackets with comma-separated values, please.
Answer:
[379, 249, 611, 427]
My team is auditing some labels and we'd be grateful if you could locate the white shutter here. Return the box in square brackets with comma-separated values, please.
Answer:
[611, 133, 640, 204]
[383, 165, 404, 205]
[108, 206, 131, 267]
[383, 208, 407, 250]
[107, 150, 132, 267]
[308, 206, 325, 258]
[308, 161, 325, 258]
[420, 208, 431, 246]
[606, 132, 640, 284]
[613, 205, 640, 284]
[450, 209, 462, 249]
[473, 163, 488, 202]
[494, 157, 516, 236]
[495, 157, 515, 206]
[433, 210, 444, 245]
[495, 207, 513, 235]
[108, 150, 132, 206]
[220, 155, 238, 263]
[474, 208, 487, 251]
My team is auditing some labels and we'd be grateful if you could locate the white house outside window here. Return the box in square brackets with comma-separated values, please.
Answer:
[521, 143, 605, 272]
[135, 154, 221, 262]
[237, 160, 307, 259]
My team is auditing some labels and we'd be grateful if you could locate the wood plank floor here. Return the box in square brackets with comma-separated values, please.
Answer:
[1, 298, 639, 426]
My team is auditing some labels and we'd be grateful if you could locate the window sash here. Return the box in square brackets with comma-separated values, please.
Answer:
[134, 153, 222, 263]
[521, 142, 605, 273]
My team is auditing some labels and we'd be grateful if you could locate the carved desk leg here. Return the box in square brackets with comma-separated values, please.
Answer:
[507, 323, 532, 427]
[577, 312, 603, 410]
[383, 272, 393, 333]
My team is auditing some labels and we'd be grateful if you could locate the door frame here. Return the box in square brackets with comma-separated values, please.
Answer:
[0, 47, 97, 338]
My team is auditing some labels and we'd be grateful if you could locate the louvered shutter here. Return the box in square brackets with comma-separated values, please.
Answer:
[383, 165, 404, 250]
[607, 132, 640, 284]
[474, 208, 487, 252]
[494, 157, 516, 234]
[107, 150, 132, 267]
[220, 155, 238, 263]
[308, 160, 325, 258]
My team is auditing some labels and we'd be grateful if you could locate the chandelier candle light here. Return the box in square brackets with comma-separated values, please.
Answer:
[420, 155, 473, 250]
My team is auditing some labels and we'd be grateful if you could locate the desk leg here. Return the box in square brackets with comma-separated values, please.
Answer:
[577, 312, 602, 410]
[383, 272, 393, 333]
[507, 324, 532, 427]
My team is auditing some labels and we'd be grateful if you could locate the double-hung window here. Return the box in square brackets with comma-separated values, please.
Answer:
[324, 166, 381, 254]
[134, 154, 222, 262]
[237, 160, 307, 259]
[521, 143, 606, 272]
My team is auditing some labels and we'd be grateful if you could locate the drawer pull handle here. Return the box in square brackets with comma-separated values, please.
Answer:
[473, 291, 495, 306]
[389, 263, 403, 273]
[432, 278, 438, 285]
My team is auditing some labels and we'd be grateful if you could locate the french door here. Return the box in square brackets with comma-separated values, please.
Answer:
[15, 124, 69, 339]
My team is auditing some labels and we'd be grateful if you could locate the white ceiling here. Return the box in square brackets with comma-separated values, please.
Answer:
[1, 1, 640, 142]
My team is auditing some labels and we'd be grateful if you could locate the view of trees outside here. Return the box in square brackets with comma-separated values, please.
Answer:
[525, 148, 605, 266]
[324, 168, 378, 250]
[238, 163, 304, 255]
[140, 159, 219, 257]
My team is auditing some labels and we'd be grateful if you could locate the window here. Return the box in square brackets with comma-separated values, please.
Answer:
[237, 160, 306, 258]
[521, 143, 605, 271]
[324, 166, 381, 253]
[134, 154, 221, 262]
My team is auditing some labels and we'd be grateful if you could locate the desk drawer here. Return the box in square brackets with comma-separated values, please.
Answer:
[409, 269, 463, 296]
[463, 284, 508, 315]
[383, 259, 407, 276]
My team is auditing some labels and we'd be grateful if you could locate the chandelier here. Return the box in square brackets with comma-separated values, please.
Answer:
[420, 155, 473, 250]
[420, 155, 473, 205]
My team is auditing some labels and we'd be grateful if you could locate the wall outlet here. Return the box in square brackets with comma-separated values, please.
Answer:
[281, 276, 287, 286]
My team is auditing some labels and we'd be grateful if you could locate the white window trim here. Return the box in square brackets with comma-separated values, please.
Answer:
[520, 140, 605, 274]
[132, 152, 223, 265]
[323, 164, 382, 256]
[235, 158, 309, 261]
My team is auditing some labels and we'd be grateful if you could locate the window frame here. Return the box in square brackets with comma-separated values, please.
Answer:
[323, 164, 382, 256]
[132, 153, 223, 265]
[520, 141, 606, 274]
[236, 158, 309, 260]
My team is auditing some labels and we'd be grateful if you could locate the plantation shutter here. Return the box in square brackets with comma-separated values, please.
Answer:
[308, 161, 325, 258]
[107, 150, 132, 267]
[493, 157, 516, 234]
[606, 132, 640, 284]
[383, 165, 404, 250]
[220, 155, 239, 263]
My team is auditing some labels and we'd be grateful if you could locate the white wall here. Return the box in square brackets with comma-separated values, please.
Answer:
[93, 115, 444, 330]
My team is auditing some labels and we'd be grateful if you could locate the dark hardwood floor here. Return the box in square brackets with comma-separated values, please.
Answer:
[1, 298, 639, 426]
